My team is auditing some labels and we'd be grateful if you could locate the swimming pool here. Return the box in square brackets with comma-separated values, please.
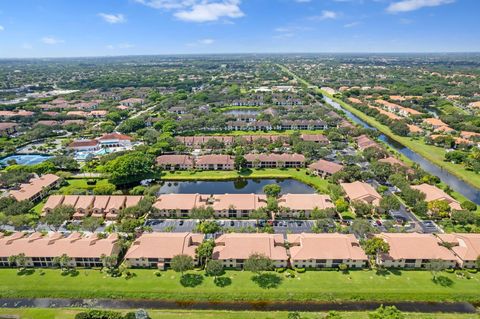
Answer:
[74, 148, 110, 160]
[0, 154, 53, 166]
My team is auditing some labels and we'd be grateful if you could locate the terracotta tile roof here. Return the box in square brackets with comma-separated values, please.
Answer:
[340, 181, 382, 206]
[125, 232, 203, 259]
[97, 132, 132, 141]
[437, 233, 480, 262]
[377, 233, 456, 261]
[69, 140, 99, 148]
[0, 232, 119, 258]
[213, 233, 288, 261]
[156, 155, 194, 166]
[378, 157, 406, 167]
[196, 154, 233, 165]
[244, 153, 305, 162]
[308, 159, 343, 175]
[278, 194, 334, 211]
[288, 233, 367, 261]
[411, 184, 461, 210]
[9, 174, 60, 202]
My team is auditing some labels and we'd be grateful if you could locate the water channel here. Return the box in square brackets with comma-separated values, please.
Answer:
[324, 96, 480, 204]
[0, 298, 476, 314]
[158, 179, 315, 194]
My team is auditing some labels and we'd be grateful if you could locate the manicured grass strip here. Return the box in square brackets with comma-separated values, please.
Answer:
[0, 269, 479, 303]
[160, 168, 331, 193]
[0, 308, 478, 319]
[58, 178, 111, 194]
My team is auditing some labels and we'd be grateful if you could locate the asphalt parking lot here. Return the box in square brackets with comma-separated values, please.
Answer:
[144, 219, 316, 234]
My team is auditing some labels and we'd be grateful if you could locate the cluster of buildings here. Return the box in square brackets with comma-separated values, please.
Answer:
[156, 153, 306, 171]
[42, 195, 144, 221]
[226, 120, 328, 131]
[3, 231, 478, 270]
[174, 134, 328, 148]
[152, 193, 334, 218]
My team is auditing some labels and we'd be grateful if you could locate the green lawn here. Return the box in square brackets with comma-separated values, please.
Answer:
[58, 178, 112, 194]
[278, 64, 480, 191]
[0, 308, 478, 319]
[160, 168, 331, 193]
[0, 268, 479, 303]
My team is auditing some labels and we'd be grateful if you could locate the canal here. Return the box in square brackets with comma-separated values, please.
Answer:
[324, 96, 480, 204]
[0, 298, 476, 314]
[158, 179, 315, 194]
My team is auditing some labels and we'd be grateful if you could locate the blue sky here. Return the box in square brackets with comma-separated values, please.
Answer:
[0, 0, 479, 58]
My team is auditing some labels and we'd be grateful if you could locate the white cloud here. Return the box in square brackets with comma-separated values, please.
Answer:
[98, 13, 126, 24]
[344, 21, 360, 28]
[187, 38, 216, 46]
[118, 43, 134, 48]
[134, 0, 196, 10]
[310, 10, 339, 20]
[387, 0, 455, 13]
[294, 0, 311, 3]
[136, 0, 244, 23]
[106, 43, 135, 50]
[174, 1, 244, 22]
[198, 38, 215, 44]
[41, 36, 64, 45]
[0, 25, 4, 32]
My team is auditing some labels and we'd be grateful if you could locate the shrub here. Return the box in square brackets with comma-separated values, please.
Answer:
[295, 267, 306, 273]
[467, 268, 478, 273]
[74, 310, 123, 319]
[275, 267, 286, 273]
[444, 268, 455, 273]
[154, 271, 162, 277]
[338, 263, 348, 271]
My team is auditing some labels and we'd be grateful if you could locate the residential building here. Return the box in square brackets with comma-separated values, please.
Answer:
[124, 232, 203, 269]
[277, 194, 334, 218]
[0, 232, 120, 268]
[212, 233, 288, 268]
[437, 233, 480, 269]
[42, 195, 143, 221]
[153, 193, 267, 218]
[340, 181, 382, 206]
[195, 155, 234, 170]
[120, 98, 144, 107]
[300, 134, 329, 144]
[376, 233, 457, 268]
[0, 122, 18, 136]
[411, 184, 462, 211]
[308, 159, 343, 177]
[156, 155, 194, 170]
[288, 233, 368, 269]
[9, 174, 61, 202]
[356, 135, 381, 151]
[244, 153, 305, 168]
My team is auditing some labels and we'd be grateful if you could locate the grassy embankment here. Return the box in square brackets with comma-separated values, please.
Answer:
[0, 308, 478, 319]
[0, 268, 479, 303]
[278, 64, 480, 191]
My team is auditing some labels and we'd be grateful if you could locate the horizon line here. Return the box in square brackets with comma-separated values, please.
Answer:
[2, 51, 480, 60]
